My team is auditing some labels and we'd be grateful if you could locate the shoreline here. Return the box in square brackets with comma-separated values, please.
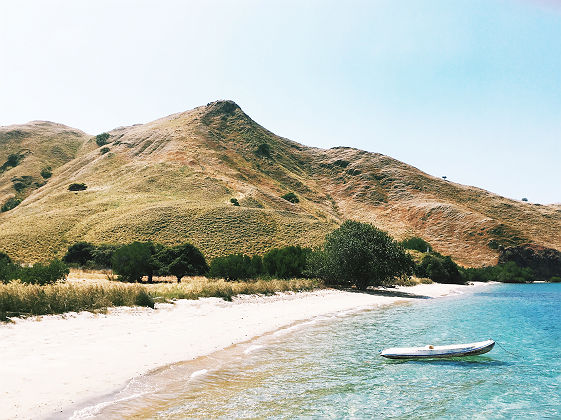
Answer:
[0, 282, 490, 419]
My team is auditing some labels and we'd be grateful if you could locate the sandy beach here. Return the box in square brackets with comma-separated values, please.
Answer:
[0, 282, 487, 419]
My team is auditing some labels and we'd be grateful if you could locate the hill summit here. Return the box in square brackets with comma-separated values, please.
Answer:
[0, 100, 559, 264]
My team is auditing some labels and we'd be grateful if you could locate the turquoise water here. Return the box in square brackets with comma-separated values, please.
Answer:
[80, 284, 561, 419]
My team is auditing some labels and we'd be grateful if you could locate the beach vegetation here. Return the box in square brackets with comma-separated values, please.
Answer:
[0, 277, 321, 321]
[111, 241, 161, 283]
[208, 254, 256, 280]
[462, 261, 534, 283]
[400, 237, 432, 253]
[416, 254, 465, 284]
[63, 242, 96, 266]
[157, 243, 208, 282]
[550, 276, 561, 283]
[307, 220, 415, 290]
[263, 246, 310, 278]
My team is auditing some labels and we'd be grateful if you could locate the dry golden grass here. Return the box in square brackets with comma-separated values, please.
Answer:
[0, 101, 559, 267]
[0, 274, 323, 321]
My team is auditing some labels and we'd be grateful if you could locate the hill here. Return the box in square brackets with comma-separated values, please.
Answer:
[0, 100, 559, 265]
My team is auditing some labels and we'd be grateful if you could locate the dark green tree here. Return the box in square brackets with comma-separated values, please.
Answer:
[91, 244, 119, 268]
[112, 242, 160, 283]
[400, 237, 432, 253]
[95, 133, 110, 147]
[209, 254, 254, 281]
[307, 221, 414, 290]
[263, 246, 310, 278]
[157, 243, 208, 282]
[63, 242, 95, 266]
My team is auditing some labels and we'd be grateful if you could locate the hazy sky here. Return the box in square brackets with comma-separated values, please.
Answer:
[1, 0, 560, 203]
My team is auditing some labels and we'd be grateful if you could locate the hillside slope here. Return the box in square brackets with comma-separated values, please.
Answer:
[0, 100, 559, 265]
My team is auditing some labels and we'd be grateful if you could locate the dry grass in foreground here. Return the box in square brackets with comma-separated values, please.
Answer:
[0, 277, 323, 321]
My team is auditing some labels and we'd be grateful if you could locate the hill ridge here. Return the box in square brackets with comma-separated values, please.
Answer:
[0, 100, 559, 265]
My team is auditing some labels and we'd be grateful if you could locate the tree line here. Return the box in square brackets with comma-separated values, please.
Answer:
[1, 220, 546, 288]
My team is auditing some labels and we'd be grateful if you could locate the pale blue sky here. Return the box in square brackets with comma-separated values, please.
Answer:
[1, 0, 559, 203]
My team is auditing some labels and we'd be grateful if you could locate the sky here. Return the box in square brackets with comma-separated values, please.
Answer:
[0, 0, 560, 203]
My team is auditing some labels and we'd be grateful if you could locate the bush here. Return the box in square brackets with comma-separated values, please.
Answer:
[100, 147, 110, 155]
[462, 261, 534, 283]
[230, 198, 240, 206]
[91, 244, 119, 269]
[68, 183, 87, 191]
[18, 260, 70, 285]
[12, 176, 33, 192]
[401, 237, 432, 253]
[550, 276, 561, 283]
[255, 143, 271, 158]
[134, 289, 155, 308]
[95, 133, 110, 147]
[307, 221, 415, 290]
[63, 242, 95, 266]
[112, 242, 160, 283]
[157, 243, 209, 282]
[281, 192, 299, 203]
[416, 254, 464, 284]
[263, 246, 310, 278]
[208, 254, 259, 281]
[0, 252, 18, 284]
[3, 153, 23, 169]
[1, 197, 21, 212]
[40, 166, 52, 179]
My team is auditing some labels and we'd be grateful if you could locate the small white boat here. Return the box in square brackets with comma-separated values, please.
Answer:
[380, 339, 495, 359]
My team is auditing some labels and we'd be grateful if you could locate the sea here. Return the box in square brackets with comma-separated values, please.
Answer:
[72, 283, 561, 419]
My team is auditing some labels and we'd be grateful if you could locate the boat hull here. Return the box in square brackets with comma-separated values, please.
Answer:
[380, 340, 495, 359]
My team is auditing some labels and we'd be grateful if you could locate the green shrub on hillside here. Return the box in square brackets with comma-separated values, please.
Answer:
[263, 246, 310, 278]
[1, 197, 21, 212]
[255, 143, 272, 158]
[230, 198, 240, 206]
[401, 237, 432, 253]
[68, 183, 87, 191]
[95, 133, 110, 147]
[12, 176, 34, 192]
[1, 153, 24, 171]
[100, 147, 110, 155]
[307, 221, 414, 290]
[40, 166, 52, 179]
[281, 192, 299, 203]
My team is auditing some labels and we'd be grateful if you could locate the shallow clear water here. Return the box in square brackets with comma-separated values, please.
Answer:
[75, 284, 561, 419]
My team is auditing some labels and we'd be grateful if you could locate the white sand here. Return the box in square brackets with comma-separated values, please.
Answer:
[0, 283, 487, 419]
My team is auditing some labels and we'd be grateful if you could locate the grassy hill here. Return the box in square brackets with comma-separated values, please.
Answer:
[0, 100, 559, 265]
